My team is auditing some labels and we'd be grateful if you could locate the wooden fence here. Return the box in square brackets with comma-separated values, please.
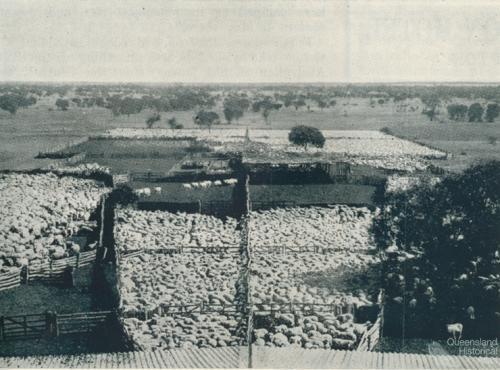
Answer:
[250, 245, 376, 254]
[0, 268, 22, 292]
[0, 310, 114, 342]
[122, 303, 246, 320]
[0, 250, 97, 292]
[252, 302, 356, 316]
[356, 289, 385, 351]
[120, 246, 240, 259]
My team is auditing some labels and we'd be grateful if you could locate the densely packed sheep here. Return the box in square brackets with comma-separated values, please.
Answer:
[251, 251, 380, 308]
[0, 173, 108, 271]
[252, 311, 372, 350]
[249, 206, 376, 251]
[120, 253, 242, 312]
[115, 209, 239, 252]
[119, 252, 244, 349]
[123, 312, 243, 350]
[250, 251, 380, 349]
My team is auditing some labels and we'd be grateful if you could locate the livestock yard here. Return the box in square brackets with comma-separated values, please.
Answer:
[1, 84, 499, 368]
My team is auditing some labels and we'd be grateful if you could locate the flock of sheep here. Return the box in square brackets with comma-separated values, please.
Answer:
[0, 173, 108, 272]
[115, 209, 240, 252]
[249, 205, 376, 251]
[119, 252, 245, 349]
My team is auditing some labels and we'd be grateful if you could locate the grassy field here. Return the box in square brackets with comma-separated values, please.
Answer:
[1, 97, 500, 172]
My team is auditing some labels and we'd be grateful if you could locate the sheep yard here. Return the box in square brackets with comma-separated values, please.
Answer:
[1, 83, 499, 365]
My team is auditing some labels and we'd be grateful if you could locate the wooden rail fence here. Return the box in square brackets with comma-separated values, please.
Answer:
[122, 303, 246, 321]
[0, 250, 97, 292]
[356, 289, 385, 351]
[250, 245, 376, 254]
[0, 310, 114, 342]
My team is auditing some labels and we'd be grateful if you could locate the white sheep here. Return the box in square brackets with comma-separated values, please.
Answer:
[143, 188, 151, 197]
[213, 180, 222, 186]
[447, 323, 463, 340]
[154, 187, 162, 194]
[200, 181, 211, 188]
[224, 178, 237, 185]
[182, 183, 192, 189]
[191, 182, 200, 188]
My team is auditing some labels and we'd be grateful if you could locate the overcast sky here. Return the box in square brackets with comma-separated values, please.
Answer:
[1, 0, 499, 83]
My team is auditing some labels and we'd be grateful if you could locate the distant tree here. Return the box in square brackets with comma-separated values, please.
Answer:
[55, 99, 70, 111]
[223, 98, 244, 124]
[145, 112, 161, 129]
[288, 125, 325, 150]
[468, 103, 484, 122]
[485, 103, 500, 123]
[329, 99, 337, 108]
[317, 100, 327, 111]
[421, 95, 440, 121]
[109, 184, 138, 206]
[167, 117, 183, 129]
[71, 97, 82, 107]
[194, 110, 220, 132]
[447, 104, 468, 121]
[293, 99, 307, 111]
[0, 94, 19, 114]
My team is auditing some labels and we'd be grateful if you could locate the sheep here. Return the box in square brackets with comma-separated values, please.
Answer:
[142, 188, 151, 197]
[191, 182, 200, 188]
[154, 187, 162, 194]
[446, 323, 463, 340]
[182, 183, 192, 189]
[200, 181, 211, 188]
[224, 178, 237, 185]
[213, 180, 222, 186]
[466, 306, 475, 320]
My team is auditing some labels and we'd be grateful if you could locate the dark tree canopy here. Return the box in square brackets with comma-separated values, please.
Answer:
[468, 103, 484, 122]
[288, 125, 326, 149]
[375, 161, 500, 338]
[55, 98, 70, 111]
[167, 117, 183, 129]
[0, 93, 36, 114]
[223, 98, 245, 124]
[447, 104, 468, 121]
[193, 110, 220, 131]
[485, 103, 500, 123]
[145, 112, 161, 128]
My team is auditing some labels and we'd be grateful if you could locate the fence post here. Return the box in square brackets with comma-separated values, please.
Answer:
[53, 312, 59, 337]
[76, 252, 80, 268]
[64, 266, 75, 288]
[0, 316, 4, 341]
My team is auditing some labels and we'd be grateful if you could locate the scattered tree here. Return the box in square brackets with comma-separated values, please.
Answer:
[145, 112, 161, 128]
[468, 103, 484, 122]
[288, 125, 325, 150]
[167, 117, 183, 129]
[485, 103, 499, 123]
[55, 99, 70, 111]
[447, 104, 468, 121]
[421, 95, 440, 121]
[193, 110, 220, 132]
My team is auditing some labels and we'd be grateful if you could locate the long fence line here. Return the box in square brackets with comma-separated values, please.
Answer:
[0, 250, 97, 292]
[0, 310, 115, 342]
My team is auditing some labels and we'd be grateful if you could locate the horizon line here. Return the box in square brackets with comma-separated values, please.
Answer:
[1, 80, 500, 86]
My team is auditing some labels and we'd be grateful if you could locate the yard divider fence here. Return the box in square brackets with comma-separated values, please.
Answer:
[251, 245, 376, 254]
[0, 250, 97, 292]
[252, 302, 356, 317]
[119, 246, 240, 259]
[122, 303, 246, 321]
[356, 289, 385, 351]
[0, 310, 115, 342]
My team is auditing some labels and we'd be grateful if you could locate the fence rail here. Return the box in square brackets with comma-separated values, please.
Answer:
[250, 245, 376, 254]
[122, 303, 245, 320]
[0, 250, 97, 292]
[252, 302, 356, 316]
[0, 310, 114, 342]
